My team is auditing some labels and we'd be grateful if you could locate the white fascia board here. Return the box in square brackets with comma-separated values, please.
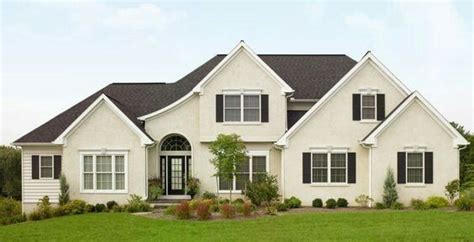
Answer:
[361, 91, 469, 147]
[138, 91, 195, 121]
[275, 52, 412, 147]
[53, 94, 154, 146]
[192, 41, 294, 95]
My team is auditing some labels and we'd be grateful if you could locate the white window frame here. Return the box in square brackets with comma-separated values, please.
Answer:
[361, 93, 377, 121]
[218, 150, 269, 193]
[406, 152, 424, 184]
[223, 90, 261, 123]
[310, 150, 348, 185]
[80, 151, 128, 193]
[39, 155, 54, 179]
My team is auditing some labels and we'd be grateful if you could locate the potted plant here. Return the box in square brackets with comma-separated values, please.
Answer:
[187, 177, 200, 199]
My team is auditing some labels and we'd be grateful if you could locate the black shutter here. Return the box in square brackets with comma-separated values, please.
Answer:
[425, 152, 433, 184]
[397, 152, 406, 184]
[352, 94, 361, 121]
[32, 155, 39, 179]
[302, 153, 311, 184]
[377, 94, 385, 121]
[348, 152, 356, 183]
[216, 95, 223, 122]
[54, 155, 62, 179]
[261, 95, 269, 122]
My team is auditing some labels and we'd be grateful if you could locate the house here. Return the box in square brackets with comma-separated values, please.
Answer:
[13, 41, 468, 212]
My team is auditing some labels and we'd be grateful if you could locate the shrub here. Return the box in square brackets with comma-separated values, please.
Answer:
[28, 210, 42, 221]
[454, 197, 472, 211]
[325, 199, 337, 209]
[187, 177, 200, 199]
[312, 198, 323, 208]
[85, 204, 95, 213]
[175, 201, 191, 219]
[383, 168, 398, 208]
[202, 191, 217, 200]
[276, 202, 288, 212]
[445, 179, 460, 205]
[51, 206, 65, 217]
[411, 199, 428, 210]
[188, 199, 200, 211]
[426, 196, 449, 209]
[36, 196, 52, 219]
[336, 198, 348, 208]
[106, 201, 118, 210]
[265, 203, 278, 215]
[375, 202, 385, 209]
[63, 200, 87, 215]
[0, 197, 21, 218]
[195, 202, 211, 220]
[148, 185, 163, 201]
[111, 205, 124, 213]
[126, 194, 151, 213]
[233, 203, 243, 214]
[390, 202, 404, 210]
[164, 205, 176, 216]
[1, 214, 26, 225]
[284, 196, 302, 209]
[95, 203, 106, 212]
[355, 194, 374, 207]
[58, 175, 70, 206]
[242, 201, 252, 216]
[210, 204, 219, 213]
[245, 174, 279, 207]
[219, 203, 235, 219]
[233, 198, 244, 204]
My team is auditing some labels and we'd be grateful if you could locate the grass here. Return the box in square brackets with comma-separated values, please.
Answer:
[0, 210, 473, 241]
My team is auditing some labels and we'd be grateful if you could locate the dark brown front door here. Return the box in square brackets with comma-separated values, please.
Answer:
[167, 156, 185, 195]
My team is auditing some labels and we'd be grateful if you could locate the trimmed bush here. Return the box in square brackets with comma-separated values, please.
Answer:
[219, 203, 235, 219]
[164, 205, 176, 216]
[312, 198, 323, 208]
[454, 197, 472, 211]
[390, 202, 404, 210]
[106, 201, 118, 210]
[325, 199, 336, 209]
[244, 174, 279, 207]
[0, 197, 21, 218]
[175, 201, 191, 219]
[36, 196, 52, 219]
[28, 210, 42, 221]
[202, 191, 217, 200]
[62, 200, 87, 215]
[355, 194, 373, 207]
[276, 202, 289, 212]
[111, 205, 124, 213]
[126, 194, 151, 213]
[95, 203, 106, 212]
[284, 196, 302, 209]
[411, 199, 428, 210]
[426, 196, 449, 209]
[233, 198, 244, 204]
[336, 198, 348, 208]
[51, 206, 66, 217]
[375, 202, 385, 209]
[85, 204, 95, 213]
[219, 198, 230, 204]
[196, 202, 211, 220]
[242, 201, 252, 217]
[210, 204, 219, 213]
[1, 213, 26, 225]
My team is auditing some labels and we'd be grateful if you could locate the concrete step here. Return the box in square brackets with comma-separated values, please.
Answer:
[148, 199, 191, 208]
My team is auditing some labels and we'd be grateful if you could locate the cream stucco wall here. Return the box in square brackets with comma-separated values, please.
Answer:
[199, 49, 287, 142]
[62, 102, 147, 204]
[283, 61, 407, 206]
[371, 100, 459, 204]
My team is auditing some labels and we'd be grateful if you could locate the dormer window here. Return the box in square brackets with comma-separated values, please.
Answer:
[224, 92, 261, 122]
[361, 94, 376, 120]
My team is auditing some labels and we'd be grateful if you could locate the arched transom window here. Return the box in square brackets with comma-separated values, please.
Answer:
[160, 136, 191, 151]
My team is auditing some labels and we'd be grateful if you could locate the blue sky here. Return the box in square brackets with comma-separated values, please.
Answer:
[1, 1, 472, 144]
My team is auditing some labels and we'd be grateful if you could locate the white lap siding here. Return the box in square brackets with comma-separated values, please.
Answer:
[22, 145, 62, 212]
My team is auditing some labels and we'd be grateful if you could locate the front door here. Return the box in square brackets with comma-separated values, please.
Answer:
[167, 156, 186, 195]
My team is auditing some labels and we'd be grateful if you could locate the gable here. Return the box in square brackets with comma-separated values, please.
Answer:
[276, 52, 411, 147]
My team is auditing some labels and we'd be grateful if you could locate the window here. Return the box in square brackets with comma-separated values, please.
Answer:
[224, 93, 260, 122]
[312, 152, 347, 183]
[81, 153, 127, 192]
[361, 94, 376, 120]
[219, 152, 268, 191]
[407, 152, 424, 183]
[40, 156, 53, 179]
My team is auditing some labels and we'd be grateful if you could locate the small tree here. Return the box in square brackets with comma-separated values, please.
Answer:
[58, 174, 70, 205]
[445, 179, 460, 205]
[383, 168, 398, 208]
[209, 134, 247, 202]
[245, 174, 279, 213]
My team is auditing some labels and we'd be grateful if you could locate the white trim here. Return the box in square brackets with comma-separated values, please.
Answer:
[310, 151, 348, 185]
[276, 52, 411, 147]
[79, 150, 129, 194]
[361, 93, 377, 121]
[12, 143, 61, 146]
[406, 152, 425, 185]
[138, 41, 294, 121]
[361, 91, 469, 147]
[53, 94, 153, 146]
[223, 92, 261, 123]
[39, 155, 54, 180]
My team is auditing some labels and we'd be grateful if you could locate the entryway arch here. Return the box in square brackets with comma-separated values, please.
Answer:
[159, 134, 191, 196]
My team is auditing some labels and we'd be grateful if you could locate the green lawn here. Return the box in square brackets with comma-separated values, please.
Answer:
[0, 210, 472, 241]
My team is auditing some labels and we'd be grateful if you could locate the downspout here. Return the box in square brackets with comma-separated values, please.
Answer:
[457, 145, 467, 181]
[144, 142, 157, 200]
[360, 142, 373, 207]
[274, 144, 286, 200]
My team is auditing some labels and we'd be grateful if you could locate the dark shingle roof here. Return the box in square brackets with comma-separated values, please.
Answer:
[15, 54, 356, 143]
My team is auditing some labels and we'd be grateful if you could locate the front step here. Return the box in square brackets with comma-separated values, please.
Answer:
[149, 198, 190, 208]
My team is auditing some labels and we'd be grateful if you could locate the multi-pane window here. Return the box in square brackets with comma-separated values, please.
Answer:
[361, 94, 376, 120]
[312, 152, 347, 183]
[40, 156, 53, 179]
[81, 153, 127, 192]
[219, 153, 268, 191]
[224, 94, 260, 122]
[407, 153, 423, 183]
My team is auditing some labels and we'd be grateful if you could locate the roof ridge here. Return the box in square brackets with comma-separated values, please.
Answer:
[110, 82, 167, 85]
[216, 54, 350, 56]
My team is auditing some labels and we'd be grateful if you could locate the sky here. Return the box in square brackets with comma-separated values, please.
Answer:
[0, 0, 473, 145]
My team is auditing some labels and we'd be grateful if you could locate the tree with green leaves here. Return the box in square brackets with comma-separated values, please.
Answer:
[383, 168, 398, 208]
[451, 122, 474, 190]
[209, 134, 247, 202]
[0, 146, 21, 199]
[58, 174, 70, 205]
